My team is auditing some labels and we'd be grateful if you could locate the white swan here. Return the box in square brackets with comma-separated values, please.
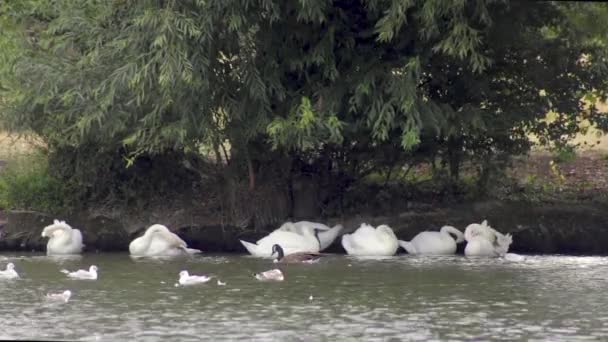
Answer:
[61, 265, 98, 280]
[46, 290, 71, 303]
[0, 263, 19, 279]
[129, 224, 201, 257]
[276, 221, 344, 250]
[41, 220, 84, 255]
[240, 228, 320, 257]
[399, 226, 465, 255]
[464, 220, 513, 257]
[254, 269, 284, 281]
[178, 271, 211, 286]
[341, 223, 399, 256]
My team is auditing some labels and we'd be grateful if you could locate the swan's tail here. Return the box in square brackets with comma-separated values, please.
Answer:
[185, 247, 202, 254]
[398, 240, 417, 255]
[240, 240, 261, 256]
[494, 232, 513, 256]
[318, 224, 344, 250]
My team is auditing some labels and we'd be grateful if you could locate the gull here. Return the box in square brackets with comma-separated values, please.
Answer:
[61, 265, 98, 280]
[217, 279, 226, 286]
[178, 271, 212, 286]
[46, 290, 71, 303]
[0, 263, 19, 279]
[254, 269, 284, 282]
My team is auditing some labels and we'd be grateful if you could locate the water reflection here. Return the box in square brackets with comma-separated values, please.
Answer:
[0, 253, 606, 340]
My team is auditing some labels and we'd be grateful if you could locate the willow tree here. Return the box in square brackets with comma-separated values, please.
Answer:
[1, 0, 607, 213]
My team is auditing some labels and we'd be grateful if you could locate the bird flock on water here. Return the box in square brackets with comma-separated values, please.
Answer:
[1, 218, 523, 303]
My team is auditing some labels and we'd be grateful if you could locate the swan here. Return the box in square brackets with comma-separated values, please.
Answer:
[464, 220, 513, 257]
[271, 244, 322, 264]
[0, 263, 19, 279]
[240, 228, 321, 257]
[341, 223, 399, 256]
[41, 220, 84, 255]
[276, 221, 344, 250]
[399, 226, 465, 255]
[61, 265, 98, 280]
[254, 268, 284, 281]
[46, 290, 71, 303]
[178, 271, 212, 286]
[129, 224, 201, 257]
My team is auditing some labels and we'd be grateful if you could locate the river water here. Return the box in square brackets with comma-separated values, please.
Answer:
[0, 253, 607, 341]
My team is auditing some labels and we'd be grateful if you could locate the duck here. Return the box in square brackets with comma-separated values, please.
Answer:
[0, 262, 19, 279]
[240, 228, 321, 258]
[276, 221, 344, 250]
[464, 220, 513, 257]
[41, 220, 84, 255]
[254, 268, 284, 281]
[61, 265, 98, 280]
[341, 223, 399, 256]
[271, 244, 322, 264]
[178, 271, 212, 286]
[129, 224, 201, 257]
[399, 225, 465, 255]
[45, 290, 71, 303]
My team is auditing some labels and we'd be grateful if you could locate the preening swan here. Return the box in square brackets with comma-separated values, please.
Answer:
[271, 244, 322, 264]
[240, 228, 321, 258]
[254, 269, 284, 281]
[277, 221, 344, 251]
[46, 290, 71, 303]
[0, 263, 19, 279]
[178, 271, 211, 286]
[61, 265, 98, 280]
[399, 226, 465, 255]
[41, 220, 84, 255]
[464, 220, 513, 257]
[341, 223, 399, 256]
[129, 224, 201, 257]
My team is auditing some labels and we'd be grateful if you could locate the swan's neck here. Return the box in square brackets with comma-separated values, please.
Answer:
[52, 227, 72, 246]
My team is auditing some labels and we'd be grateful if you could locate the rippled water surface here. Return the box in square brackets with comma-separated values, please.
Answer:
[1, 253, 607, 341]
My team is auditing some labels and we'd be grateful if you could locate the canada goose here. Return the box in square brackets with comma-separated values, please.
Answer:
[271, 244, 322, 264]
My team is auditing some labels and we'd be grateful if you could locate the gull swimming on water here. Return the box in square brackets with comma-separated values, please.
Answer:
[61, 265, 98, 280]
[254, 269, 284, 282]
[178, 271, 212, 286]
[46, 290, 72, 303]
[0, 263, 19, 279]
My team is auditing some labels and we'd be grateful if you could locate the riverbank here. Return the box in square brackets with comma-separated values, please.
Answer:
[1, 199, 607, 255]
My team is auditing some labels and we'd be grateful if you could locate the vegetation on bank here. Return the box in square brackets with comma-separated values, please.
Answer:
[0, 1, 608, 220]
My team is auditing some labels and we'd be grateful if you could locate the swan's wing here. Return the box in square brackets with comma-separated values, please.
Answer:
[258, 230, 319, 253]
[317, 224, 344, 250]
[240, 240, 265, 256]
[71, 229, 84, 251]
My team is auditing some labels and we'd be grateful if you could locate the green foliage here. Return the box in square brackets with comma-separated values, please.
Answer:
[1, 0, 608, 211]
[0, 150, 69, 213]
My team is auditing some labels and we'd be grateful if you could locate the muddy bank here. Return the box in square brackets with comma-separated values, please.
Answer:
[0, 200, 607, 254]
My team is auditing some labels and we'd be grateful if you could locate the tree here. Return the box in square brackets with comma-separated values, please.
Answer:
[0, 0, 607, 216]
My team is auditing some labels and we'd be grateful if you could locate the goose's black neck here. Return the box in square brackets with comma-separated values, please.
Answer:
[273, 244, 285, 260]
